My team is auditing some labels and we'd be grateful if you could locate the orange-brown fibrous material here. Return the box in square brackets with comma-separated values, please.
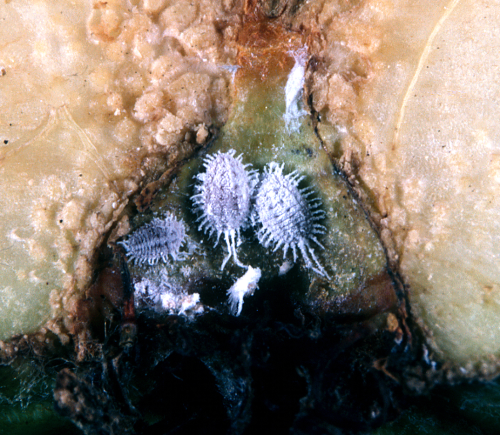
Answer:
[235, 18, 305, 82]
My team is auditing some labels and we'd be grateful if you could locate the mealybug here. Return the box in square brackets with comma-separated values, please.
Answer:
[192, 149, 257, 270]
[254, 162, 329, 278]
[119, 213, 187, 265]
[227, 266, 262, 316]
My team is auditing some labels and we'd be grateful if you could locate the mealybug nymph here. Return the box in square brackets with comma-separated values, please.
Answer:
[254, 162, 329, 278]
[192, 149, 258, 270]
[119, 213, 187, 265]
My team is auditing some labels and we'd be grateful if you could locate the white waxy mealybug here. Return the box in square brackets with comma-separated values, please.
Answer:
[118, 213, 187, 265]
[254, 162, 329, 278]
[192, 149, 258, 270]
[227, 266, 262, 316]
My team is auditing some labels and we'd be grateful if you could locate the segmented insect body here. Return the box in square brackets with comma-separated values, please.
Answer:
[119, 213, 187, 265]
[192, 149, 257, 270]
[254, 162, 329, 278]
